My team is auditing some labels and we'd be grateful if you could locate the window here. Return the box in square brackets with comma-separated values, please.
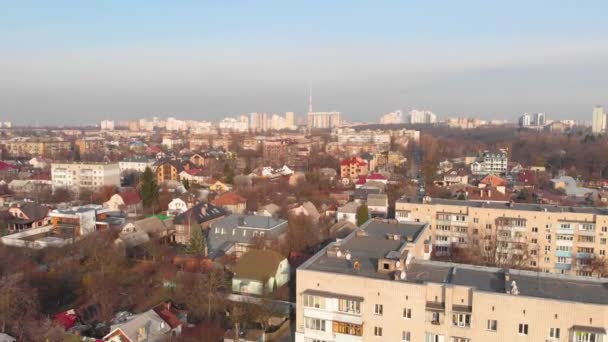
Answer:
[452, 313, 471, 327]
[402, 331, 411, 341]
[601, 250, 606, 256]
[425, 333, 444, 342]
[374, 304, 383, 316]
[574, 331, 599, 342]
[549, 327, 560, 339]
[403, 308, 412, 319]
[532, 227, 538, 233]
[430, 311, 440, 324]
[487, 319, 497, 331]
[473, 218, 479, 223]
[332, 321, 362, 336]
[305, 318, 326, 331]
[518, 323, 529, 335]
[602, 226, 608, 232]
[601, 238, 606, 245]
[303, 295, 326, 309]
[374, 326, 382, 336]
[451, 338, 471, 342]
[338, 299, 361, 314]
[531, 238, 538, 244]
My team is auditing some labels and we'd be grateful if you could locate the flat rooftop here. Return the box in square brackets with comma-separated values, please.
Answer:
[397, 195, 608, 216]
[300, 219, 608, 305]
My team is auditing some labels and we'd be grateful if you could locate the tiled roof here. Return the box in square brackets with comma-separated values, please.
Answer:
[119, 190, 141, 205]
[211, 192, 246, 206]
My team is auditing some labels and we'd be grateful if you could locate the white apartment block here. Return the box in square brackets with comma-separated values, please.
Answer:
[100, 120, 115, 130]
[52, 162, 120, 193]
[380, 110, 404, 124]
[308, 111, 341, 129]
[219, 117, 249, 132]
[471, 149, 508, 175]
[592, 106, 606, 135]
[296, 219, 608, 342]
[408, 109, 437, 124]
[118, 156, 156, 174]
[396, 196, 608, 277]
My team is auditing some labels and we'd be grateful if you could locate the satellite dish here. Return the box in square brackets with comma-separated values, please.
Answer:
[346, 252, 352, 260]
[396, 261, 401, 268]
[400, 271, 407, 280]
[337, 250, 342, 258]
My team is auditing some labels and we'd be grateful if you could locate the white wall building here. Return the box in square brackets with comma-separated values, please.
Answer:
[51, 162, 120, 193]
[100, 120, 115, 130]
[592, 105, 606, 135]
[407, 109, 437, 124]
[380, 110, 404, 124]
[307, 111, 341, 129]
[219, 117, 249, 132]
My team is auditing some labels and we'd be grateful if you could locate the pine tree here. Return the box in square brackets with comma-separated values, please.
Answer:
[223, 162, 234, 184]
[186, 226, 206, 257]
[139, 166, 159, 209]
[356, 204, 369, 226]
[182, 178, 190, 190]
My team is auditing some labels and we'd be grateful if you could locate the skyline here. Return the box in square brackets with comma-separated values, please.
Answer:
[1, 1, 608, 124]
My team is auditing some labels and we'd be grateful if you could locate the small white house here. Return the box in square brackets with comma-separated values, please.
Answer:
[167, 198, 189, 216]
[232, 250, 289, 295]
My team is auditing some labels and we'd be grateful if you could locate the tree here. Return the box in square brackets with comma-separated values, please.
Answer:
[223, 162, 234, 184]
[139, 166, 159, 210]
[0, 275, 40, 340]
[356, 204, 369, 226]
[186, 227, 207, 257]
[51, 187, 74, 204]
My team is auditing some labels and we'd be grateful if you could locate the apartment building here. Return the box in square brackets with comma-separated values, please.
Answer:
[307, 111, 341, 129]
[118, 155, 156, 174]
[471, 149, 508, 175]
[75, 137, 106, 154]
[296, 219, 608, 342]
[51, 162, 120, 193]
[5, 139, 72, 157]
[396, 196, 608, 277]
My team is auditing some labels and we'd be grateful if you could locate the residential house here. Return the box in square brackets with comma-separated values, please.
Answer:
[167, 198, 190, 216]
[104, 302, 185, 342]
[179, 168, 206, 185]
[116, 216, 175, 248]
[208, 180, 232, 194]
[211, 192, 247, 214]
[173, 202, 226, 245]
[257, 203, 280, 218]
[479, 174, 508, 188]
[289, 201, 320, 223]
[208, 214, 288, 258]
[154, 160, 187, 183]
[367, 193, 388, 218]
[232, 249, 289, 295]
[336, 201, 360, 225]
[340, 157, 369, 180]
[551, 176, 597, 199]
[51, 162, 120, 194]
[103, 190, 142, 215]
[7, 202, 50, 232]
[436, 168, 469, 187]
[471, 149, 509, 175]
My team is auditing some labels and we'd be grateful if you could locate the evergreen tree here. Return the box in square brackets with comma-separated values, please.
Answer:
[186, 226, 206, 257]
[139, 166, 159, 209]
[243, 164, 252, 175]
[73, 147, 81, 162]
[182, 178, 191, 190]
[223, 162, 234, 184]
[356, 204, 369, 226]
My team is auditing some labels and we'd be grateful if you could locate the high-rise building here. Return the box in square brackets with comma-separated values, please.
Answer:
[592, 105, 606, 135]
[100, 120, 114, 130]
[249, 112, 268, 131]
[532, 112, 546, 126]
[518, 113, 531, 127]
[407, 110, 437, 124]
[307, 111, 341, 129]
[285, 111, 295, 128]
[380, 110, 404, 124]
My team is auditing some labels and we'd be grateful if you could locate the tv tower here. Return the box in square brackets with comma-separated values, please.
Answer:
[308, 87, 313, 113]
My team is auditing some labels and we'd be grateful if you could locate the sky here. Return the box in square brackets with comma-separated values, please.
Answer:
[1, 0, 607, 125]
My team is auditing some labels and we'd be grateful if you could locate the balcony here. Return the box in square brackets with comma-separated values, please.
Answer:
[555, 263, 572, 270]
[576, 252, 593, 259]
[556, 228, 574, 235]
[556, 251, 572, 258]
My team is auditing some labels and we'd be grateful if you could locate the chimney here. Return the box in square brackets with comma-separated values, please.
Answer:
[407, 235, 414, 242]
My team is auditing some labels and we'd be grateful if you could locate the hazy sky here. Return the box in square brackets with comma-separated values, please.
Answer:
[1, 0, 607, 125]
